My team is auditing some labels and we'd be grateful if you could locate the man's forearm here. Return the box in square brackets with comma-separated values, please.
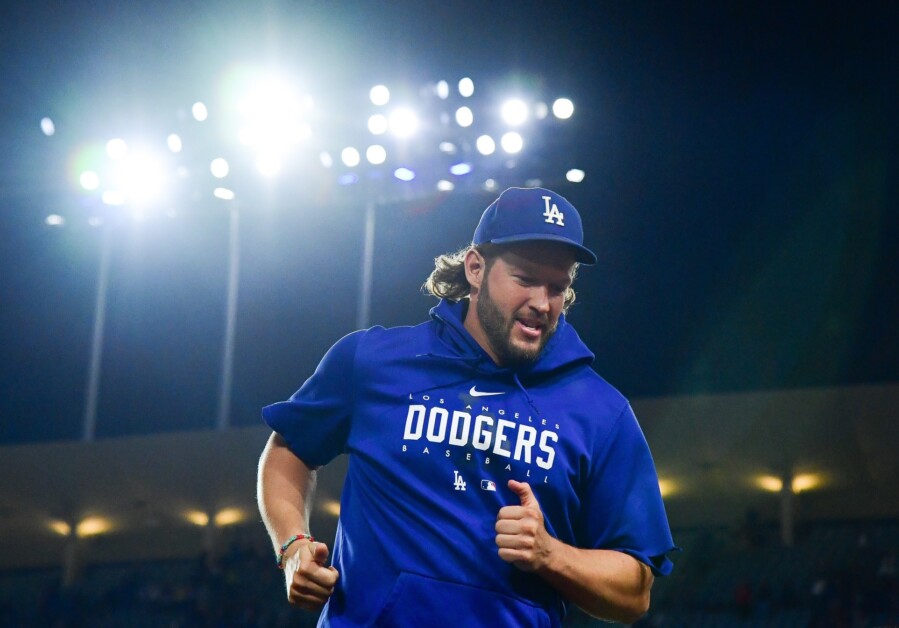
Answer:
[257, 432, 317, 554]
[496, 480, 655, 624]
[537, 542, 654, 624]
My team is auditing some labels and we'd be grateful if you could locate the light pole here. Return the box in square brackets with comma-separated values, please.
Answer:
[356, 200, 377, 329]
[207, 160, 241, 432]
[82, 224, 112, 442]
[216, 201, 240, 430]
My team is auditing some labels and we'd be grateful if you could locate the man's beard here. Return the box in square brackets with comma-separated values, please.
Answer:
[476, 276, 555, 367]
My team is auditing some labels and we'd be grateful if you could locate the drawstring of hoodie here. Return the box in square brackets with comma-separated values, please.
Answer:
[406, 351, 487, 397]
[423, 300, 594, 417]
[513, 372, 542, 416]
[414, 351, 483, 365]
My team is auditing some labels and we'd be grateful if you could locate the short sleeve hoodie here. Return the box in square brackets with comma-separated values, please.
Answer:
[264, 299, 675, 627]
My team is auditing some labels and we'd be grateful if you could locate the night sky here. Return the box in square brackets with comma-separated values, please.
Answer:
[1, 1, 897, 444]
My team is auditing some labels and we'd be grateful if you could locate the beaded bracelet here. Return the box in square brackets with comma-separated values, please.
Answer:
[276, 533, 315, 569]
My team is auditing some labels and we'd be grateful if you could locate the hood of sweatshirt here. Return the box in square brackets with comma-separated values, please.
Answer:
[428, 299, 595, 384]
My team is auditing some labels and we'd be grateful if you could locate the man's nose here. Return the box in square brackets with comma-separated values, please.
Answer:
[529, 286, 551, 314]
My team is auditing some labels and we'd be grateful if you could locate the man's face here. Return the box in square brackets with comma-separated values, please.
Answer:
[473, 243, 576, 367]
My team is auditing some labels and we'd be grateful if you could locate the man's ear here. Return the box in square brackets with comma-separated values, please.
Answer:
[464, 248, 486, 292]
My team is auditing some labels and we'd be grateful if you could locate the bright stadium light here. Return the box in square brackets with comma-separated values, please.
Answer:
[459, 77, 474, 97]
[476, 135, 496, 155]
[553, 97, 575, 119]
[41, 117, 55, 136]
[106, 138, 128, 159]
[80, 171, 100, 190]
[102, 190, 125, 206]
[566, 168, 585, 183]
[214, 508, 245, 526]
[366, 144, 387, 165]
[256, 154, 282, 177]
[438, 141, 457, 154]
[370, 84, 390, 106]
[184, 510, 209, 526]
[394, 167, 415, 181]
[368, 114, 388, 135]
[450, 162, 472, 176]
[484, 178, 499, 192]
[46, 214, 65, 227]
[321, 499, 341, 517]
[341, 147, 361, 167]
[658, 478, 678, 498]
[792, 473, 823, 493]
[117, 150, 168, 205]
[192, 102, 208, 122]
[436, 80, 450, 100]
[210, 157, 229, 178]
[501, 99, 528, 126]
[389, 108, 418, 138]
[236, 76, 310, 157]
[214, 187, 235, 200]
[455, 106, 473, 127]
[500, 131, 523, 154]
[756, 475, 783, 492]
[97, 149, 167, 207]
[437, 179, 454, 192]
[49, 520, 71, 536]
[76, 516, 112, 538]
[166, 133, 183, 153]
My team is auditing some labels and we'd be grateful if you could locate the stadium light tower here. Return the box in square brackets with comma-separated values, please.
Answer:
[233, 74, 313, 177]
[330, 78, 580, 328]
[74, 138, 173, 441]
[209, 73, 315, 429]
[82, 72, 316, 433]
[61, 71, 581, 438]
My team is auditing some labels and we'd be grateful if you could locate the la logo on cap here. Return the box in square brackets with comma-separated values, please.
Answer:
[542, 195, 565, 226]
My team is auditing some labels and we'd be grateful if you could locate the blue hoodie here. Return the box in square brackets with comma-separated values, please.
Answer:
[264, 299, 675, 627]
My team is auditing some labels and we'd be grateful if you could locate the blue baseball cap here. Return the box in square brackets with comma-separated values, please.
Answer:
[472, 187, 597, 265]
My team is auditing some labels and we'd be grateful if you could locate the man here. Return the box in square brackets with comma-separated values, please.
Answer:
[257, 187, 675, 627]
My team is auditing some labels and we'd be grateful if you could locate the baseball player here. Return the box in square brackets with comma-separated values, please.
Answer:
[257, 187, 675, 626]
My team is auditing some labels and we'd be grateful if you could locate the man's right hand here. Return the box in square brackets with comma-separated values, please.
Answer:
[283, 540, 340, 611]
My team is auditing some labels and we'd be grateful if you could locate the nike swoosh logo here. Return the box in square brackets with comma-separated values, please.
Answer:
[469, 386, 505, 397]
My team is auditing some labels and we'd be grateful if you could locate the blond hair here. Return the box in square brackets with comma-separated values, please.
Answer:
[422, 243, 578, 312]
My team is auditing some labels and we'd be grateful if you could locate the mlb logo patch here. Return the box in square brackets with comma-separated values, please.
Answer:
[480, 480, 497, 491]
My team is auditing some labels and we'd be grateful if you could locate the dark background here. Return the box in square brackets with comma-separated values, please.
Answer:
[1, 0, 897, 443]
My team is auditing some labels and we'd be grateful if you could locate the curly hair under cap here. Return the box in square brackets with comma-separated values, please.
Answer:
[422, 243, 578, 313]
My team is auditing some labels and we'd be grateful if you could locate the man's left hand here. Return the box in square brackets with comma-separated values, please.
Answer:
[495, 479, 555, 572]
